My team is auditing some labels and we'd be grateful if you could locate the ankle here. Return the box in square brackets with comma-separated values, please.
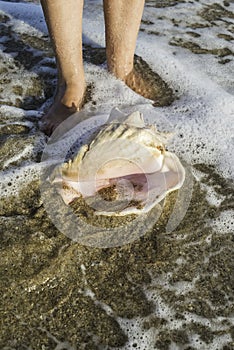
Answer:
[61, 81, 86, 109]
[107, 57, 133, 81]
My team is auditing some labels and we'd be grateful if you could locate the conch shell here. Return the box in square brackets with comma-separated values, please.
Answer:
[50, 110, 185, 216]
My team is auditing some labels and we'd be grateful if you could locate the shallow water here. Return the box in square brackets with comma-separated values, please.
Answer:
[0, 0, 234, 349]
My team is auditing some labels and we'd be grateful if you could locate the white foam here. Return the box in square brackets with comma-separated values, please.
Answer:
[0, 50, 44, 108]
[114, 317, 155, 350]
[211, 210, 234, 234]
[1, 162, 43, 198]
[201, 183, 226, 207]
[3, 144, 34, 168]
[0, 2, 47, 35]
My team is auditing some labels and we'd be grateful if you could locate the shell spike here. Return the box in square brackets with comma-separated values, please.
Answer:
[124, 111, 145, 128]
[107, 107, 126, 123]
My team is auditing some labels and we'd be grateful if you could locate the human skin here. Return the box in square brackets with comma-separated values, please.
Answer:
[40, 0, 145, 135]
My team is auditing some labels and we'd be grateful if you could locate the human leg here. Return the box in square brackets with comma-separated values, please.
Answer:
[103, 0, 144, 80]
[103, 0, 165, 101]
[40, 0, 85, 135]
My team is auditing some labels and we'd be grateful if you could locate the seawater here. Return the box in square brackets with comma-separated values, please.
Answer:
[0, 0, 233, 349]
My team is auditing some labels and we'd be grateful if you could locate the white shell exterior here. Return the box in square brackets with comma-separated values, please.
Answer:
[51, 110, 185, 216]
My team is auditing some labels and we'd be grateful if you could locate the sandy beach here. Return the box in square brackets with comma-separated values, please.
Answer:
[0, 0, 234, 349]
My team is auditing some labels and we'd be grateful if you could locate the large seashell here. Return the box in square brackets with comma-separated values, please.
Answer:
[50, 109, 185, 216]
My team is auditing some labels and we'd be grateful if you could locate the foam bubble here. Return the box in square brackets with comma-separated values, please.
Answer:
[211, 210, 234, 234]
[116, 317, 155, 350]
[1, 163, 42, 198]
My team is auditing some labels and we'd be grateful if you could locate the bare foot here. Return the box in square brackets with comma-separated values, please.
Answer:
[125, 68, 166, 102]
[123, 57, 174, 107]
[125, 69, 154, 99]
[40, 83, 86, 136]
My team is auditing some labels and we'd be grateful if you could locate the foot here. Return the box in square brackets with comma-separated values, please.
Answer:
[124, 68, 156, 100]
[123, 57, 174, 107]
[40, 83, 86, 136]
[110, 64, 160, 101]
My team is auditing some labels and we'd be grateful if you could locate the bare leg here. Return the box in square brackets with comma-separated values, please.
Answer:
[40, 0, 86, 135]
[104, 0, 161, 100]
[103, 0, 144, 79]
